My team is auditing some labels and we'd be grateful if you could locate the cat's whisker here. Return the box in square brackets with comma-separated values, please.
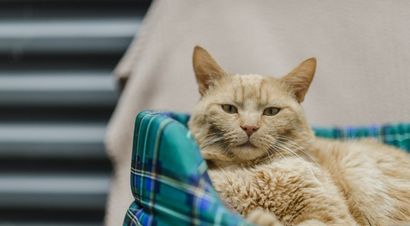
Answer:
[259, 136, 287, 162]
[252, 134, 324, 185]
[274, 141, 323, 185]
[201, 138, 224, 149]
[275, 136, 322, 169]
[268, 144, 286, 161]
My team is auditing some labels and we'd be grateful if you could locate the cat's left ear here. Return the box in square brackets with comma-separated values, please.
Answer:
[193, 46, 227, 96]
[282, 58, 316, 103]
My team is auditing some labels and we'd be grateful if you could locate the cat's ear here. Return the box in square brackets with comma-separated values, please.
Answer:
[193, 46, 227, 96]
[282, 58, 316, 103]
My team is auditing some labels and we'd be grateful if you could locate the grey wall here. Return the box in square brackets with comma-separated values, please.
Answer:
[0, 1, 150, 225]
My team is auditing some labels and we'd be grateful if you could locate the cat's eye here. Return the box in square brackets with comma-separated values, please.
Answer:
[221, 104, 238, 114]
[263, 107, 280, 116]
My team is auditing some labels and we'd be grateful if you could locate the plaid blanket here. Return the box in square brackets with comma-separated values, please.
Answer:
[124, 111, 410, 226]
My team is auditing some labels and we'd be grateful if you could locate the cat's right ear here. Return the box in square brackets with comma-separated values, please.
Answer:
[193, 46, 226, 96]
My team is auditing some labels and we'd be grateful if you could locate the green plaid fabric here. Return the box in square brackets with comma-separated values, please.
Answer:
[124, 111, 249, 226]
[124, 111, 410, 226]
[314, 123, 410, 152]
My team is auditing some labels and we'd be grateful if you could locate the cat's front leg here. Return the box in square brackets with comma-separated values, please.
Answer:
[247, 209, 337, 226]
[246, 209, 283, 226]
[295, 220, 328, 226]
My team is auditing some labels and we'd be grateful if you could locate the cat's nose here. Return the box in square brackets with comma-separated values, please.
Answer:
[240, 125, 259, 137]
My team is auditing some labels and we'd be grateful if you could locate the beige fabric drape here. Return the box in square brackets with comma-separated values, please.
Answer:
[105, 1, 410, 225]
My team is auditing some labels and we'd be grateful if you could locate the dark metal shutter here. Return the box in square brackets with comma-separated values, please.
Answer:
[0, 1, 150, 225]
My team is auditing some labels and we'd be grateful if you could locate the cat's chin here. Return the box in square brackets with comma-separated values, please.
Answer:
[232, 144, 265, 161]
[237, 141, 256, 148]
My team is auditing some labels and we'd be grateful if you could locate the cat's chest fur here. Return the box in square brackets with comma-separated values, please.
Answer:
[208, 155, 353, 225]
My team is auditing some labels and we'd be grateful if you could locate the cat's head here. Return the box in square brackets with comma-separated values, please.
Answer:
[188, 46, 316, 165]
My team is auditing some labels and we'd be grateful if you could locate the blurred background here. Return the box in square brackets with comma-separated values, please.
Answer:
[0, 0, 151, 225]
[1, 1, 410, 226]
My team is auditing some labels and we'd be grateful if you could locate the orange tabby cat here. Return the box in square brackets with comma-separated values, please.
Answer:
[188, 46, 410, 226]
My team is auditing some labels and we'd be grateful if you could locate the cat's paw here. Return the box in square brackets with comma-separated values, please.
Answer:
[246, 209, 283, 226]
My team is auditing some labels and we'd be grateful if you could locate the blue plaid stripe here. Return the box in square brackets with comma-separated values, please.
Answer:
[124, 111, 410, 226]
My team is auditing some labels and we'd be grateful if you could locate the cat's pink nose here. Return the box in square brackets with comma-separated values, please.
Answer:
[240, 125, 259, 137]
